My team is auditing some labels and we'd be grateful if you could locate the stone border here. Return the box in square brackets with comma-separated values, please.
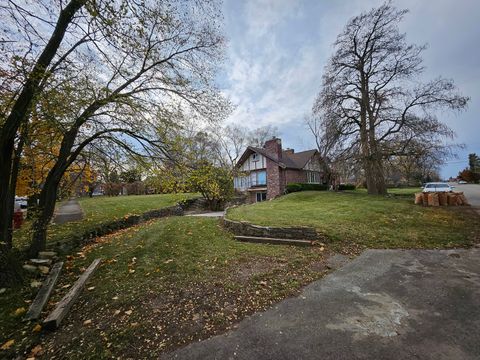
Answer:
[53, 204, 185, 253]
[221, 217, 324, 241]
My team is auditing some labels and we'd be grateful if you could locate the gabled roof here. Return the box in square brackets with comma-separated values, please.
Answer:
[236, 146, 318, 170]
[282, 149, 318, 169]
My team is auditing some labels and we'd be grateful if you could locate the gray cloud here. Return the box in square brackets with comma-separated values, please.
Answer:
[221, 0, 480, 177]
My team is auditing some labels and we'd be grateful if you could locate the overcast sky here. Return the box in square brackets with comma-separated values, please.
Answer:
[218, 0, 480, 178]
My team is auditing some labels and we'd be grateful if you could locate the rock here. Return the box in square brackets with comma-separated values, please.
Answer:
[38, 251, 57, 259]
[0, 288, 6, 294]
[29, 258, 52, 266]
[38, 266, 50, 274]
[23, 264, 38, 273]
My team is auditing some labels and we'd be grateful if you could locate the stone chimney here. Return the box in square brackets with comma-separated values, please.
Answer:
[264, 137, 282, 160]
[283, 148, 294, 155]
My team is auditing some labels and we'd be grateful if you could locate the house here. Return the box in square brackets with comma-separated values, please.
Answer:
[233, 138, 323, 203]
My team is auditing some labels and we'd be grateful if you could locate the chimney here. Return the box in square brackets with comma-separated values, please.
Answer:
[264, 137, 282, 160]
[283, 148, 294, 155]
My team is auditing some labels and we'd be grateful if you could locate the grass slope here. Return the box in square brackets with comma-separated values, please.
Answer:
[1, 217, 327, 358]
[227, 191, 479, 249]
[14, 193, 196, 251]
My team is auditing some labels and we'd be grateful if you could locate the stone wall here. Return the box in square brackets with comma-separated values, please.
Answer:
[55, 204, 184, 253]
[222, 217, 324, 241]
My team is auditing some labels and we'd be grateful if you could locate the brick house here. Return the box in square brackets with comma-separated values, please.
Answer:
[233, 138, 323, 203]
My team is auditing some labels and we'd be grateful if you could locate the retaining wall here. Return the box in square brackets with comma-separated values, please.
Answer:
[222, 217, 324, 241]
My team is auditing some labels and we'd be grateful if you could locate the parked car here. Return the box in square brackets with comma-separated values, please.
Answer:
[422, 182, 454, 193]
[458, 180, 467, 184]
[14, 196, 28, 210]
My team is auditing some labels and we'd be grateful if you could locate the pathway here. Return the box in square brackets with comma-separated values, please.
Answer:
[53, 199, 83, 224]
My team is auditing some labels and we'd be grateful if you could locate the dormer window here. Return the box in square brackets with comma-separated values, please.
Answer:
[252, 153, 258, 161]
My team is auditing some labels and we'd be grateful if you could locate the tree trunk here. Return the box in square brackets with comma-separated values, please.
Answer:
[0, 0, 85, 254]
[29, 173, 61, 257]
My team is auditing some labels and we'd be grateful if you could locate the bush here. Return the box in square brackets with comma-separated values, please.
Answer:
[338, 183, 356, 190]
[286, 183, 328, 193]
[286, 183, 303, 193]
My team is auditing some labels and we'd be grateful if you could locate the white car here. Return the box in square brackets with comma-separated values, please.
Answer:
[422, 182, 454, 193]
[458, 180, 467, 184]
[14, 196, 28, 210]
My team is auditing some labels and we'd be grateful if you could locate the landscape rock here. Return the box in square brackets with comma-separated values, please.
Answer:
[38, 251, 57, 259]
[29, 258, 52, 266]
[23, 264, 38, 273]
[38, 266, 50, 274]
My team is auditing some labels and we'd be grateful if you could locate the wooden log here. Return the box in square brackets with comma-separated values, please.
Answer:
[438, 192, 448, 206]
[24, 262, 63, 321]
[43, 259, 101, 330]
[414, 193, 423, 205]
[428, 193, 439, 207]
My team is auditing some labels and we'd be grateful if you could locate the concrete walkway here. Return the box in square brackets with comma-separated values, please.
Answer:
[53, 199, 83, 224]
[186, 212, 224, 218]
[166, 248, 480, 360]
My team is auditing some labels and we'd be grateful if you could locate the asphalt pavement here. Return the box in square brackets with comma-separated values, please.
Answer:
[453, 183, 480, 210]
[165, 248, 480, 360]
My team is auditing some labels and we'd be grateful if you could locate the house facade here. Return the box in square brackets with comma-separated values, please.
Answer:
[234, 138, 323, 203]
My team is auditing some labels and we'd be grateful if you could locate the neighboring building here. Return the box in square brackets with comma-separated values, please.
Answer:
[234, 138, 323, 203]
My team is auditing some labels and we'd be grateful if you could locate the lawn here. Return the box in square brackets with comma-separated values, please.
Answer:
[13, 193, 196, 251]
[226, 191, 479, 249]
[1, 217, 327, 359]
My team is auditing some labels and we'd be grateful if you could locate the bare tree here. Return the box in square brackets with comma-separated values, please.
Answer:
[313, 1, 468, 195]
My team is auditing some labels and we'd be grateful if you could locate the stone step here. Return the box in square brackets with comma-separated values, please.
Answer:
[38, 251, 57, 259]
[234, 235, 316, 247]
[29, 258, 52, 266]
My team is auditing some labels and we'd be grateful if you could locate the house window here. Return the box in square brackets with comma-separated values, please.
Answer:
[307, 171, 320, 184]
[252, 153, 258, 161]
[256, 171, 266, 185]
[256, 192, 267, 202]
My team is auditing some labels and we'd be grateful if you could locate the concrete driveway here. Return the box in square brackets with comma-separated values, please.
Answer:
[166, 248, 480, 360]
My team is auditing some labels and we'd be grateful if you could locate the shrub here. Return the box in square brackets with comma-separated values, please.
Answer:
[286, 183, 303, 193]
[286, 183, 328, 193]
[338, 183, 356, 190]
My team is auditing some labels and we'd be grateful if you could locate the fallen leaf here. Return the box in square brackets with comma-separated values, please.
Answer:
[87, 286, 95, 291]
[125, 310, 133, 315]
[113, 310, 121, 316]
[164, 259, 174, 264]
[112, 296, 119, 300]
[1, 339, 14, 350]
[130, 322, 139, 327]
[13, 307, 26, 316]
[32, 324, 42, 332]
[29, 344, 43, 356]
[83, 319, 92, 325]
[128, 269, 135, 274]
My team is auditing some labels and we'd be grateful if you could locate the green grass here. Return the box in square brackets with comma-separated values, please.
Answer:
[227, 191, 479, 249]
[13, 193, 197, 251]
[1, 217, 327, 358]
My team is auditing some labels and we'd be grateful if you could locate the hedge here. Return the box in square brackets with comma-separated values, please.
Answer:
[338, 183, 356, 190]
[286, 183, 328, 193]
